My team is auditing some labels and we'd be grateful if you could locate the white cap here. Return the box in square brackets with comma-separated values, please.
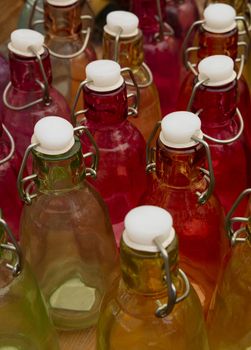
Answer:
[104, 11, 139, 38]
[31, 117, 75, 155]
[198, 55, 236, 86]
[47, 0, 78, 6]
[8, 29, 44, 57]
[203, 4, 236, 33]
[159, 111, 202, 148]
[86, 60, 124, 92]
[123, 206, 175, 252]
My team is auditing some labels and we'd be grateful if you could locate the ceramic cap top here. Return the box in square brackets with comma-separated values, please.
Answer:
[31, 117, 75, 155]
[86, 59, 124, 92]
[159, 111, 202, 148]
[8, 29, 44, 57]
[123, 206, 175, 252]
[203, 4, 236, 33]
[47, 0, 78, 6]
[198, 55, 236, 86]
[105, 11, 139, 37]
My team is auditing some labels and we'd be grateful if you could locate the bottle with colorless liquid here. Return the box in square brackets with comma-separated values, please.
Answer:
[18, 0, 44, 32]
[1, 29, 71, 159]
[103, 11, 161, 141]
[188, 55, 249, 216]
[130, 0, 180, 116]
[72, 60, 147, 245]
[208, 188, 251, 349]
[42, 0, 97, 108]
[142, 111, 227, 315]
[18, 116, 119, 330]
[97, 205, 210, 350]
[0, 213, 59, 350]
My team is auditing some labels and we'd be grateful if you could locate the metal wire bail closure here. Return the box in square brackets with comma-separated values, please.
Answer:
[225, 188, 251, 246]
[154, 237, 190, 318]
[120, 67, 140, 116]
[3, 45, 51, 111]
[0, 125, 15, 165]
[0, 214, 23, 276]
[28, 0, 44, 29]
[146, 121, 161, 173]
[73, 125, 99, 178]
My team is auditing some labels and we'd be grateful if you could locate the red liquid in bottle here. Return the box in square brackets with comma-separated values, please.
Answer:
[0, 54, 9, 97]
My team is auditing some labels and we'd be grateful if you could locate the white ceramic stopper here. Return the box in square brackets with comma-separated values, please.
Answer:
[86, 59, 124, 92]
[123, 206, 175, 252]
[47, 0, 78, 6]
[31, 117, 75, 155]
[8, 29, 44, 57]
[198, 55, 236, 86]
[160, 111, 202, 148]
[203, 4, 236, 33]
[104, 11, 139, 37]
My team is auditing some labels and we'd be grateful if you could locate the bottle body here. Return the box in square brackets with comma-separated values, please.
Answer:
[0, 54, 9, 97]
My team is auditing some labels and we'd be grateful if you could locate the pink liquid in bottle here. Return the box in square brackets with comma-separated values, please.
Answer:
[74, 60, 147, 245]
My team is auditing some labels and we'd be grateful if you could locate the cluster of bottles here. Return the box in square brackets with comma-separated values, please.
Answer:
[1, 0, 251, 349]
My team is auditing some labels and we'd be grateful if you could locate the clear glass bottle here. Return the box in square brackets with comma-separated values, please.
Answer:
[207, 188, 251, 349]
[18, 116, 119, 330]
[72, 60, 147, 245]
[189, 55, 249, 215]
[0, 213, 59, 350]
[18, 0, 44, 32]
[43, 0, 97, 108]
[142, 111, 227, 315]
[97, 205, 210, 350]
[1, 29, 71, 160]
[103, 10, 162, 141]
[130, 0, 180, 116]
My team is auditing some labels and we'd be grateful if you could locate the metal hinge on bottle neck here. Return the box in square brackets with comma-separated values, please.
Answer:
[0, 125, 15, 165]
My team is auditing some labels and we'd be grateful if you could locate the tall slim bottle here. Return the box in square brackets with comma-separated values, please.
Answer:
[208, 188, 251, 349]
[1, 29, 71, 159]
[131, 0, 180, 115]
[103, 10, 161, 141]
[0, 54, 9, 98]
[142, 111, 227, 314]
[72, 60, 147, 245]
[189, 55, 249, 215]
[0, 214, 59, 350]
[97, 205, 210, 350]
[43, 0, 97, 108]
[18, 116, 119, 330]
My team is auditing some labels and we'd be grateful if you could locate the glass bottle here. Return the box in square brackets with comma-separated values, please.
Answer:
[0, 54, 9, 98]
[103, 10, 162, 141]
[0, 213, 59, 350]
[18, 0, 44, 32]
[142, 111, 227, 315]
[130, 0, 180, 116]
[42, 0, 97, 108]
[72, 60, 147, 245]
[0, 122, 23, 239]
[188, 55, 249, 215]
[1, 29, 71, 160]
[18, 116, 119, 330]
[208, 188, 251, 349]
[97, 205, 210, 350]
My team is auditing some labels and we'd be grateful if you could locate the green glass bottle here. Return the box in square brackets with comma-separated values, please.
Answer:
[18, 116, 119, 330]
[0, 213, 59, 350]
[97, 205, 209, 350]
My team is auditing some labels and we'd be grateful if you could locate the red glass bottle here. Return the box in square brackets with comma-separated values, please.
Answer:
[43, 0, 97, 109]
[189, 55, 248, 216]
[1, 29, 71, 159]
[103, 11, 162, 141]
[130, 0, 180, 116]
[0, 54, 9, 98]
[72, 60, 147, 245]
[142, 111, 227, 315]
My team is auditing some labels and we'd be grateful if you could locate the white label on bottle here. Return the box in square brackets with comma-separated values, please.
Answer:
[49, 278, 96, 311]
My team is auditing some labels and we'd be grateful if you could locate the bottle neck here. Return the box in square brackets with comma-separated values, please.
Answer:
[44, 1, 82, 40]
[103, 31, 144, 71]
[32, 140, 86, 193]
[155, 139, 205, 187]
[198, 27, 238, 61]
[83, 83, 128, 125]
[9, 49, 52, 91]
[120, 235, 179, 294]
[191, 80, 237, 126]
